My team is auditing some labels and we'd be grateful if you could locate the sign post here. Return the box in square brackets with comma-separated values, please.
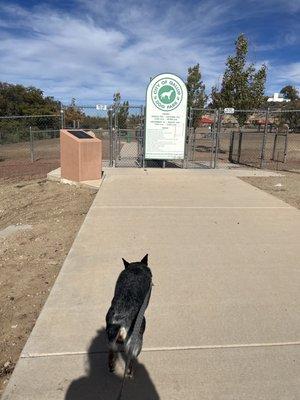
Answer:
[145, 73, 187, 160]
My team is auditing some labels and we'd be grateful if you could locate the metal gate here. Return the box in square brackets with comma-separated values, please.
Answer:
[185, 108, 219, 168]
[110, 106, 220, 168]
[110, 105, 144, 167]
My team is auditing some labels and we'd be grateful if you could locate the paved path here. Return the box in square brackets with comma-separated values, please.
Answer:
[3, 169, 300, 400]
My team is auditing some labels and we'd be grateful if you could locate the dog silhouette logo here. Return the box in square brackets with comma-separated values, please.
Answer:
[151, 76, 184, 111]
[158, 87, 175, 104]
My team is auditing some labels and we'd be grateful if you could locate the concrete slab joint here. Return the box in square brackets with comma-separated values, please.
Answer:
[3, 168, 300, 400]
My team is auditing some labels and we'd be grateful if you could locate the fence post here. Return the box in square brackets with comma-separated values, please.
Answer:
[108, 108, 114, 167]
[237, 131, 243, 164]
[271, 133, 278, 160]
[60, 107, 64, 129]
[260, 107, 269, 168]
[213, 109, 221, 168]
[229, 131, 234, 162]
[29, 126, 35, 162]
[283, 133, 289, 164]
[141, 105, 146, 169]
[184, 107, 192, 168]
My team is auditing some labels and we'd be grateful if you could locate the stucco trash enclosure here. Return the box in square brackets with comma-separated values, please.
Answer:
[60, 129, 102, 181]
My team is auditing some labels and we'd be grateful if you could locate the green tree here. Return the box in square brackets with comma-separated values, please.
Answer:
[0, 82, 61, 143]
[113, 92, 129, 129]
[186, 64, 206, 109]
[280, 85, 299, 102]
[0, 82, 60, 116]
[64, 98, 85, 128]
[118, 100, 129, 129]
[281, 99, 300, 131]
[186, 64, 207, 128]
[113, 91, 121, 106]
[211, 34, 267, 127]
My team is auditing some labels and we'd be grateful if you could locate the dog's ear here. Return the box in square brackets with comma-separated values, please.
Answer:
[140, 254, 148, 265]
[122, 258, 130, 269]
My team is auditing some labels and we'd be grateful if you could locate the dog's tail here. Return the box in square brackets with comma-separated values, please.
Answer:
[106, 324, 127, 345]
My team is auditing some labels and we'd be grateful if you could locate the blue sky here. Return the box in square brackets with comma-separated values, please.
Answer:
[0, 0, 299, 105]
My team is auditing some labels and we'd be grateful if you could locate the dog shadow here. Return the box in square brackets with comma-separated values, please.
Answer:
[65, 328, 160, 400]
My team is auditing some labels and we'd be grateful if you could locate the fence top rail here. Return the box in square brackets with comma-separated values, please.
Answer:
[226, 109, 264, 113]
[191, 108, 300, 113]
[112, 105, 144, 109]
[0, 114, 60, 120]
[31, 129, 60, 133]
[267, 109, 300, 113]
[221, 108, 300, 113]
[71, 105, 108, 109]
[69, 104, 144, 109]
[190, 108, 216, 111]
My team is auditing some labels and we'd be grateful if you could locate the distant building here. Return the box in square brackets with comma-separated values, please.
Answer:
[198, 116, 213, 126]
[267, 93, 290, 103]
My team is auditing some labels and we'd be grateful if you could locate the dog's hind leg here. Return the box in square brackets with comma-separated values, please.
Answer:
[126, 359, 134, 379]
[125, 323, 145, 379]
[108, 350, 117, 373]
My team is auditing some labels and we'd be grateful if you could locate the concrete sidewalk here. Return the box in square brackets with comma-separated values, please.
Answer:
[3, 168, 300, 400]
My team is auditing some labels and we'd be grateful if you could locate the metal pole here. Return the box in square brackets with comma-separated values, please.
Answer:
[237, 131, 243, 164]
[60, 107, 64, 129]
[112, 128, 116, 167]
[108, 109, 113, 167]
[229, 131, 234, 163]
[190, 109, 196, 162]
[184, 107, 192, 168]
[115, 109, 119, 167]
[260, 107, 269, 168]
[213, 109, 221, 169]
[283, 133, 288, 164]
[29, 126, 35, 162]
[272, 133, 278, 160]
[183, 107, 188, 169]
[142, 105, 146, 168]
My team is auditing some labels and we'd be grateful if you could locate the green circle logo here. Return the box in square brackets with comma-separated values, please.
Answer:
[158, 85, 176, 104]
[151, 78, 183, 111]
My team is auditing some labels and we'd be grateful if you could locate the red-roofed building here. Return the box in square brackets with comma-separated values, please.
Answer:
[198, 116, 214, 125]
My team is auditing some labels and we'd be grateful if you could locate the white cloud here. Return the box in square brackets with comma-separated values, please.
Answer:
[262, 62, 300, 95]
[271, 62, 300, 87]
[0, 1, 232, 103]
[0, 0, 298, 104]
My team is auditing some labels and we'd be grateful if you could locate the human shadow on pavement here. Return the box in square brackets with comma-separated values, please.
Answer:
[65, 328, 160, 400]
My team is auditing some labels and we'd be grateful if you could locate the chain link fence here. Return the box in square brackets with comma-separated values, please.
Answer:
[0, 114, 61, 179]
[111, 105, 144, 167]
[227, 109, 300, 171]
[185, 108, 218, 168]
[1, 106, 300, 179]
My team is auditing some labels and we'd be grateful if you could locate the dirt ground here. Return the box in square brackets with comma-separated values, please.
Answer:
[241, 171, 300, 209]
[0, 137, 110, 180]
[189, 130, 300, 171]
[0, 178, 96, 395]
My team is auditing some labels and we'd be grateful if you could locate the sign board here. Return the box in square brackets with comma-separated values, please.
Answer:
[145, 73, 187, 160]
[96, 104, 107, 111]
[224, 107, 235, 114]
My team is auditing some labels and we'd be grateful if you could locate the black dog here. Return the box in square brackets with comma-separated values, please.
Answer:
[106, 254, 152, 377]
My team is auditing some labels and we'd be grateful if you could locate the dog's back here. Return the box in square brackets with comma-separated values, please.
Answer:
[106, 255, 152, 352]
